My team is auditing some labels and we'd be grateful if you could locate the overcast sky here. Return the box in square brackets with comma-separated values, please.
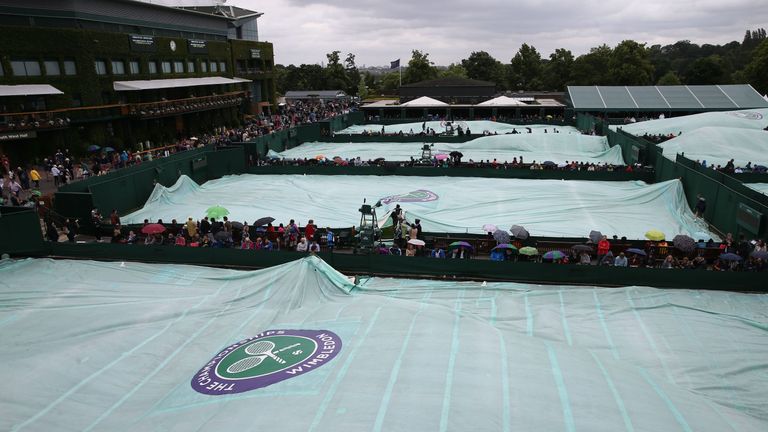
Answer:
[228, 0, 767, 66]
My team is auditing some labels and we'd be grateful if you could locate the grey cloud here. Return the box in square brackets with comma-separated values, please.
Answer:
[231, 0, 768, 65]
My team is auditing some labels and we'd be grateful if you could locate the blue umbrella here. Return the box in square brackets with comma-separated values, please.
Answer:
[104, 147, 116, 153]
[751, 250, 768, 260]
[87, 145, 101, 152]
[543, 250, 566, 260]
[626, 248, 647, 256]
[719, 253, 743, 261]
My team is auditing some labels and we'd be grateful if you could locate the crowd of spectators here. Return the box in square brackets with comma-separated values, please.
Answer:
[0, 113, 70, 132]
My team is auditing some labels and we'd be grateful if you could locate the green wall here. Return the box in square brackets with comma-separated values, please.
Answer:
[0, 207, 46, 256]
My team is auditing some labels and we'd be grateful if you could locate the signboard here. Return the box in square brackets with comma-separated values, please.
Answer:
[0, 131, 37, 141]
[250, 48, 261, 59]
[188, 39, 208, 54]
[129, 34, 156, 52]
[736, 202, 763, 234]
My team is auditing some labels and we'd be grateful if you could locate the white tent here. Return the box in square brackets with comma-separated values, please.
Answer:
[476, 96, 528, 106]
[400, 96, 448, 107]
[0, 84, 63, 97]
[113, 76, 250, 91]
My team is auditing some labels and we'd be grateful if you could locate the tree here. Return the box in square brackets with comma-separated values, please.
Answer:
[363, 71, 377, 94]
[378, 72, 401, 95]
[509, 43, 543, 89]
[608, 40, 654, 85]
[685, 55, 730, 84]
[402, 50, 438, 85]
[357, 76, 369, 100]
[542, 48, 573, 91]
[569, 45, 613, 85]
[344, 53, 361, 96]
[656, 70, 682, 85]
[461, 51, 506, 88]
[439, 63, 468, 79]
[324, 50, 349, 91]
[745, 38, 768, 94]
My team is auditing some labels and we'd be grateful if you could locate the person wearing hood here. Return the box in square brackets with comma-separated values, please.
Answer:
[296, 237, 309, 252]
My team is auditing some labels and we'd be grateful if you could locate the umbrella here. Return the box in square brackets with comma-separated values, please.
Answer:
[673, 235, 696, 253]
[407, 239, 425, 246]
[435, 153, 449, 161]
[104, 147, 116, 153]
[543, 250, 566, 260]
[206, 205, 230, 219]
[448, 241, 473, 250]
[588, 230, 602, 243]
[510, 225, 529, 240]
[571, 244, 593, 252]
[626, 248, 647, 256]
[645, 230, 665, 241]
[230, 221, 244, 230]
[30, 190, 42, 197]
[190, 137, 199, 141]
[519, 246, 539, 256]
[141, 223, 166, 235]
[492, 244, 518, 251]
[750, 250, 768, 259]
[253, 216, 275, 227]
[542, 161, 556, 166]
[719, 253, 743, 262]
[214, 231, 231, 242]
[87, 145, 101, 152]
[482, 224, 498, 233]
[493, 230, 510, 244]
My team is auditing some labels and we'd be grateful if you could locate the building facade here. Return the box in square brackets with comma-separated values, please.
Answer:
[0, 0, 276, 161]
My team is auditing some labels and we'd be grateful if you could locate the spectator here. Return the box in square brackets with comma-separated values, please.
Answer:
[614, 252, 628, 267]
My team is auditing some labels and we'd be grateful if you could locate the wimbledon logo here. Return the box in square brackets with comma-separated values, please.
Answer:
[380, 189, 439, 204]
[726, 111, 764, 120]
[191, 329, 342, 395]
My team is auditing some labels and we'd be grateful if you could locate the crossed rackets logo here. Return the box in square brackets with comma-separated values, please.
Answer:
[226, 340, 289, 374]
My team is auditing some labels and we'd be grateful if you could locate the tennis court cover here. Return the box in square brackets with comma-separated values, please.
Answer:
[1, 257, 766, 431]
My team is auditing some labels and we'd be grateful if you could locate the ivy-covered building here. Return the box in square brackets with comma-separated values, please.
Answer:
[0, 0, 276, 161]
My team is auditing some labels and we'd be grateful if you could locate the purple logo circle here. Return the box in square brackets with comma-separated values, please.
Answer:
[381, 189, 439, 204]
[191, 329, 342, 395]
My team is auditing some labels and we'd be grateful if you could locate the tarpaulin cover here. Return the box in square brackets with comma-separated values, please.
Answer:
[123, 174, 716, 240]
[338, 121, 580, 135]
[657, 127, 768, 167]
[1, 257, 766, 431]
[746, 183, 768, 195]
[279, 134, 626, 165]
[610, 109, 768, 136]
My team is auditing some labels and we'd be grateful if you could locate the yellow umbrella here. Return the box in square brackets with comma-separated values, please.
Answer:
[645, 230, 665, 241]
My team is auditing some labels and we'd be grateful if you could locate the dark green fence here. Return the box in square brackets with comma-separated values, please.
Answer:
[247, 165, 654, 182]
[0, 207, 46, 256]
[46, 242, 767, 292]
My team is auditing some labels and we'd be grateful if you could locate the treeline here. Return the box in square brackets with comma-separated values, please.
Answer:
[274, 29, 768, 97]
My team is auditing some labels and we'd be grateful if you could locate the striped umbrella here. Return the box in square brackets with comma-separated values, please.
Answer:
[543, 250, 566, 260]
[449, 241, 473, 250]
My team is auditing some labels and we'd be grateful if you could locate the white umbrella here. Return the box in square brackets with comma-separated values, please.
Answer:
[483, 223, 498, 233]
[408, 239, 425, 246]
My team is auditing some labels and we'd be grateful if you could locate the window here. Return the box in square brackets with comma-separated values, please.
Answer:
[0, 62, 3, 76]
[129, 60, 140, 75]
[219, 61, 226, 72]
[63, 59, 77, 75]
[173, 61, 184, 73]
[44, 60, 60, 76]
[94, 59, 107, 75]
[210, 61, 218, 73]
[11, 60, 42, 76]
[161, 61, 171, 73]
[187, 61, 195, 73]
[200, 61, 207, 73]
[148, 61, 158, 74]
[111, 60, 125, 75]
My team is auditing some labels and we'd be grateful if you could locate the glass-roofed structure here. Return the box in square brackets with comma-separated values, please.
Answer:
[567, 85, 768, 114]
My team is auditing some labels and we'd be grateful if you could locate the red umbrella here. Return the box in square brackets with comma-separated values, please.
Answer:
[142, 223, 166, 235]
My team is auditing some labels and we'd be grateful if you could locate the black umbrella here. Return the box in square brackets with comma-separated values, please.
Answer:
[510, 225, 529, 240]
[673, 235, 696, 253]
[214, 231, 231, 242]
[572, 244, 594, 252]
[230, 221, 244, 230]
[719, 253, 743, 262]
[588, 230, 602, 243]
[493, 230, 510, 244]
[542, 161, 556, 166]
[253, 217, 275, 227]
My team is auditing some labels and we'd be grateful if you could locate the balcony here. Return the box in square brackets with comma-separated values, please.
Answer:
[127, 92, 247, 119]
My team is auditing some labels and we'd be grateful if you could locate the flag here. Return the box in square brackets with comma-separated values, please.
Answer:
[390, 59, 400, 69]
